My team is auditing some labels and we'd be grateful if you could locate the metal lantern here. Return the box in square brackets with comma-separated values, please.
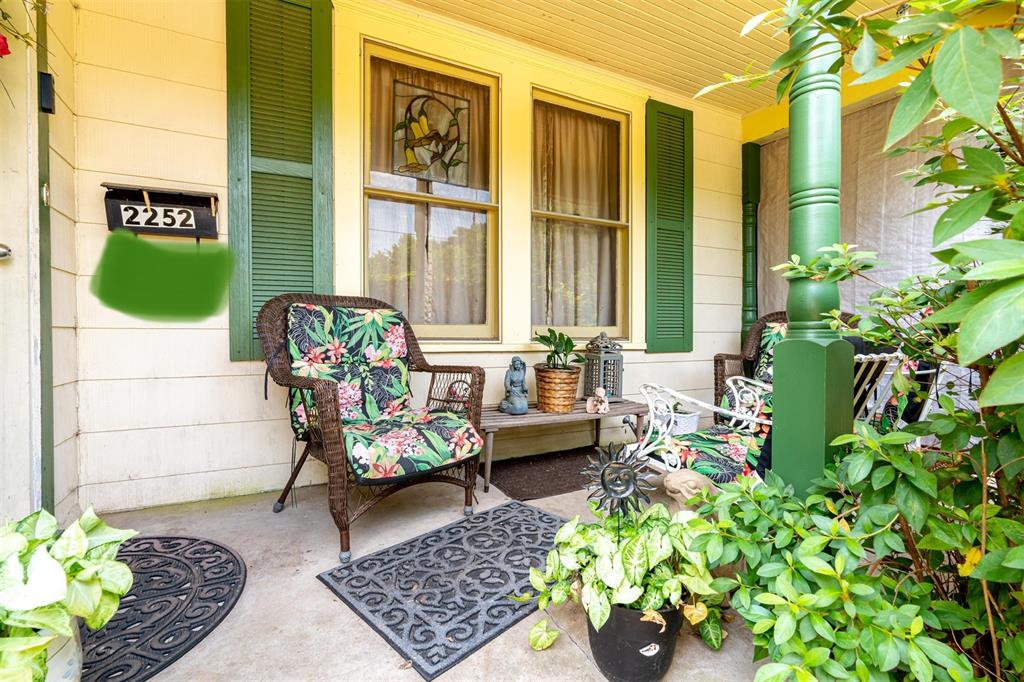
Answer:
[584, 332, 624, 402]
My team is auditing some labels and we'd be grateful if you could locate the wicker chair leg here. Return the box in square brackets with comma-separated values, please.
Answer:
[273, 441, 312, 513]
[463, 458, 478, 516]
[328, 462, 352, 563]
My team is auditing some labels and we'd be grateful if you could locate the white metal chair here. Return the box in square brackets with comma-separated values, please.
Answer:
[635, 351, 904, 482]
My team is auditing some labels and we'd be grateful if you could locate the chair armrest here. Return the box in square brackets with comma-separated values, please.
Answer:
[415, 364, 486, 429]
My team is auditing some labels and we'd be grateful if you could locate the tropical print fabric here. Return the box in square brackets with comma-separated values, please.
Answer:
[287, 304, 412, 439]
[284, 303, 481, 483]
[654, 391, 773, 485]
[752, 322, 787, 383]
[343, 407, 483, 483]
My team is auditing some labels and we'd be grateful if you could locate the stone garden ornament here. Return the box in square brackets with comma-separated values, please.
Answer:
[498, 356, 529, 415]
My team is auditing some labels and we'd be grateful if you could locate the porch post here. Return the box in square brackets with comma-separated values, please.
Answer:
[741, 142, 760, 343]
[770, 28, 853, 494]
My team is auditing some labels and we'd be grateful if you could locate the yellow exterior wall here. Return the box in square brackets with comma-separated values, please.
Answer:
[742, 70, 908, 142]
[70, 0, 745, 512]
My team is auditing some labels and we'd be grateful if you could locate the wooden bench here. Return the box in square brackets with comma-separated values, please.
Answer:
[479, 399, 648, 492]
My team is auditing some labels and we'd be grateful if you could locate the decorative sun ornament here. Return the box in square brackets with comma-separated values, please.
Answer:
[582, 442, 658, 517]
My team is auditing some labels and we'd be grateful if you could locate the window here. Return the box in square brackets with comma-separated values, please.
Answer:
[227, 0, 333, 360]
[363, 43, 499, 339]
[531, 91, 629, 338]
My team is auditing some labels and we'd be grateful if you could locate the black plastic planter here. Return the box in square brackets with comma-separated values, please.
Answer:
[586, 604, 683, 682]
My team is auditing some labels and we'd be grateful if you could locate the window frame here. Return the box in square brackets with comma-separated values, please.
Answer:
[530, 88, 630, 340]
[361, 41, 500, 340]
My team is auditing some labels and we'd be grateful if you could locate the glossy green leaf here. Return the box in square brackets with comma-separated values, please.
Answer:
[622, 536, 649, 586]
[952, 238, 1024, 262]
[932, 27, 1001, 125]
[852, 30, 877, 74]
[980, 353, 1024, 407]
[885, 65, 936, 149]
[906, 642, 933, 682]
[932, 189, 994, 245]
[587, 589, 611, 631]
[699, 609, 723, 650]
[888, 10, 955, 38]
[50, 520, 87, 561]
[926, 281, 1001, 324]
[961, 147, 1004, 175]
[916, 636, 972, 678]
[1004, 545, 1024, 569]
[957, 278, 1024, 364]
[741, 10, 773, 37]
[844, 448, 874, 485]
[774, 611, 796, 646]
[528, 619, 560, 650]
[971, 547, 1024, 582]
[63, 576, 101, 618]
[981, 27, 1020, 58]
[853, 34, 942, 85]
[84, 590, 121, 631]
[895, 478, 929, 531]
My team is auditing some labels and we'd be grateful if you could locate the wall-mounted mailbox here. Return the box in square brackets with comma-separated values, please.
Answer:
[102, 183, 219, 239]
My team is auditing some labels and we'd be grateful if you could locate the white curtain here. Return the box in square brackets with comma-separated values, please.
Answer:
[757, 98, 989, 314]
[531, 100, 619, 327]
[366, 56, 491, 325]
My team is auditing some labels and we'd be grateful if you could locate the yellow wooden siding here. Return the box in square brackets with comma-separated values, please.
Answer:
[67, 0, 744, 513]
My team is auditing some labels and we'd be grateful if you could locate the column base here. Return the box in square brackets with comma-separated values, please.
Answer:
[770, 336, 853, 495]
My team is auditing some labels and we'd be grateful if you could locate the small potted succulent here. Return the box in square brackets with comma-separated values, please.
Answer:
[1, 507, 136, 681]
[513, 444, 727, 682]
[532, 328, 586, 413]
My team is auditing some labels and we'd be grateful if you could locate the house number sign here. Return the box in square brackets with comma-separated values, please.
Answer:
[102, 183, 219, 239]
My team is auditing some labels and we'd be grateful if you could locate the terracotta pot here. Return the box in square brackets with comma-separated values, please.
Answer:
[587, 603, 682, 682]
[534, 364, 581, 413]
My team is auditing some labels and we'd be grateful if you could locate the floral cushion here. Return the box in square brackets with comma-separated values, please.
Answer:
[657, 391, 773, 485]
[287, 304, 412, 439]
[751, 322, 787, 384]
[343, 408, 483, 483]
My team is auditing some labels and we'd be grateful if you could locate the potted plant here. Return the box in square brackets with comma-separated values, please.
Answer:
[1, 507, 136, 681]
[532, 328, 586, 413]
[513, 444, 727, 682]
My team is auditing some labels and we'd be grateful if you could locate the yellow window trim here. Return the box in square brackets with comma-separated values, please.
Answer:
[530, 87, 631, 340]
[361, 39, 501, 340]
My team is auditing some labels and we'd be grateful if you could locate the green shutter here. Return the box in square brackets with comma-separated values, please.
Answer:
[227, 0, 332, 360]
[645, 100, 693, 353]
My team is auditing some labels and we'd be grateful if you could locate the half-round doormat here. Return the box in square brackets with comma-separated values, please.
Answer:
[80, 536, 246, 682]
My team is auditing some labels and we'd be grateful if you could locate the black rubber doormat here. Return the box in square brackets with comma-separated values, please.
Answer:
[318, 501, 564, 680]
[489, 447, 592, 501]
[80, 536, 246, 681]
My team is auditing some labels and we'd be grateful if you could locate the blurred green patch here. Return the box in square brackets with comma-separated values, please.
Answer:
[91, 230, 233, 321]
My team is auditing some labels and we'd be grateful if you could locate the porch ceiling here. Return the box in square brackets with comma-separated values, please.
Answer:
[389, 0, 885, 114]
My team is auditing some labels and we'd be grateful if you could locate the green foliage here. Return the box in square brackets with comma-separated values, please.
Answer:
[707, 0, 1024, 679]
[532, 328, 586, 370]
[528, 619, 560, 650]
[695, 467, 976, 682]
[510, 502, 725, 649]
[0, 508, 136, 682]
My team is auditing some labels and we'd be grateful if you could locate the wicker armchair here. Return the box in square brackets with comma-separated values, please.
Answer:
[714, 311, 854, 409]
[256, 294, 484, 562]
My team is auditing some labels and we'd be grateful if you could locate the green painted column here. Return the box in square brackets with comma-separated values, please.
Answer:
[771, 28, 853, 494]
[741, 143, 760, 344]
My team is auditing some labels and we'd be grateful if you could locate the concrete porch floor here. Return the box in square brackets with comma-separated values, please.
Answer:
[104, 477, 760, 681]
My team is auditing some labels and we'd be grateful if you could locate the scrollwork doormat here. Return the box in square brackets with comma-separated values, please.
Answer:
[80, 536, 246, 682]
[317, 501, 564, 680]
